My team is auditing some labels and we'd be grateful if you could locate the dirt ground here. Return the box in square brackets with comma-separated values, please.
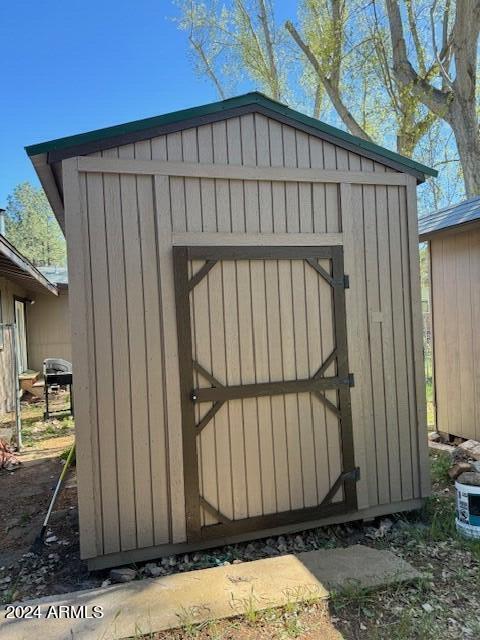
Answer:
[1, 408, 480, 638]
[0, 399, 102, 601]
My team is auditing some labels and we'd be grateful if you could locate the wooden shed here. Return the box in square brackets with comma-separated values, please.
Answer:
[27, 93, 435, 569]
[419, 196, 480, 441]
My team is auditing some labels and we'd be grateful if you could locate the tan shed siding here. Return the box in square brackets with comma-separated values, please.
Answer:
[26, 289, 71, 371]
[431, 227, 480, 441]
[70, 112, 425, 560]
[342, 182, 424, 507]
[73, 158, 173, 557]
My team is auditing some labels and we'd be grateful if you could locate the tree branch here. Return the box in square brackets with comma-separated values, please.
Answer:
[385, 0, 451, 118]
[285, 19, 373, 141]
[257, 0, 280, 99]
[189, 36, 226, 99]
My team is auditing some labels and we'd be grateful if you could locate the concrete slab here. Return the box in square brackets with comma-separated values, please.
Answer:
[298, 545, 422, 590]
[0, 545, 419, 640]
[0, 554, 328, 640]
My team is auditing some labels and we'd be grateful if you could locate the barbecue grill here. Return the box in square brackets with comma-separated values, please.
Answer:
[43, 358, 73, 419]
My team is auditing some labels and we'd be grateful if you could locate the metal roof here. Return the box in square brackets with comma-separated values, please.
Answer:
[418, 195, 480, 239]
[0, 235, 58, 295]
[38, 266, 68, 287]
[26, 92, 437, 180]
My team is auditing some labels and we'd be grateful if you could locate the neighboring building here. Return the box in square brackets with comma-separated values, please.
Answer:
[0, 233, 58, 414]
[28, 92, 435, 569]
[419, 196, 480, 441]
[27, 266, 70, 371]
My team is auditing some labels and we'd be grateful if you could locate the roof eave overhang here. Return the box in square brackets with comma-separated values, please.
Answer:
[30, 153, 66, 233]
[0, 235, 59, 296]
[419, 218, 480, 241]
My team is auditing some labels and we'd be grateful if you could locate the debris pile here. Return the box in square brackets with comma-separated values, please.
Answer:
[0, 439, 20, 471]
[449, 439, 480, 479]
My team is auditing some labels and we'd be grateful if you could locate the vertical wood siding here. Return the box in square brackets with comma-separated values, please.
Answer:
[343, 179, 423, 507]
[26, 290, 71, 371]
[67, 112, 426, 559]
[431, 227, 480, 440]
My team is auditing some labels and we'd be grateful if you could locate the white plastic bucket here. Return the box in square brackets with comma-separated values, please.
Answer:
[455, 479, 480, 539]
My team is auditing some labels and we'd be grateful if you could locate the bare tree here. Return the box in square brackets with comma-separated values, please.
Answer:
[174, 0, 471, 204]
[286, 0, 441, 156]
[385, 0, 480, 195]
[286, 2, 374, 141]
[175, 0, 287, 101]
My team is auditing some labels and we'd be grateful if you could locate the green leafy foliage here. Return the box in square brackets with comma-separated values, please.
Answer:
[5, 182, 66, 267]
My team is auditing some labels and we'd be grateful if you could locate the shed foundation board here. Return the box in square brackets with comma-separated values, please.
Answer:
[87, 498, 424, 569]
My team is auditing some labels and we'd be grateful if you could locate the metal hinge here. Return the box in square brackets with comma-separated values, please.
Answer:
[333, 275, 350, 288]
[348, 373, 355, 387]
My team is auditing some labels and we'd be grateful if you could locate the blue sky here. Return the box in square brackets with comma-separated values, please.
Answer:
[0, 2, 458, 212]
[0, 1, 238, 205]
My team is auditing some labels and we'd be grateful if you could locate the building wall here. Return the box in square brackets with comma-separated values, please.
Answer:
[430, 227, 480, 440]
[27, 287, 71, 371]
[63, 112, 429, 565]
[0, 277, 27, 414]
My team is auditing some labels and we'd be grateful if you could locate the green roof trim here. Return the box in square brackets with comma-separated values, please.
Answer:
[25, 92, 437, 178]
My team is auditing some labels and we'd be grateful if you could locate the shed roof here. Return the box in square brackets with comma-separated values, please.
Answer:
[0, 235, 58, 296]
[26, 92, 436, 179]
[27, 93, 437, 233]
[419, 195, 480, 240]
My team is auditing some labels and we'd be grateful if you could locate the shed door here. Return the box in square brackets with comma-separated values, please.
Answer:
[174, 246, 358, 542]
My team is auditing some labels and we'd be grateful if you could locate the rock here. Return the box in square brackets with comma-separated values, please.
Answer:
[428, 431, 441, 441]
[378, 518, 393, 535]
[448, 462, 473, 479]
[109, 567, 137, 583]
[457, 471, 480, 487]
[422, 603, 433, 613]
[294, 535, 305, 549]
[456, 439, 480, 461]
[263, 545, 278, 555]
[45, 535, 58, 543]
[144, 562, 162, 577]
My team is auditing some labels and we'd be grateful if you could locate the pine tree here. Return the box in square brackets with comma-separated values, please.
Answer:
[4, 182, 66, 267]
